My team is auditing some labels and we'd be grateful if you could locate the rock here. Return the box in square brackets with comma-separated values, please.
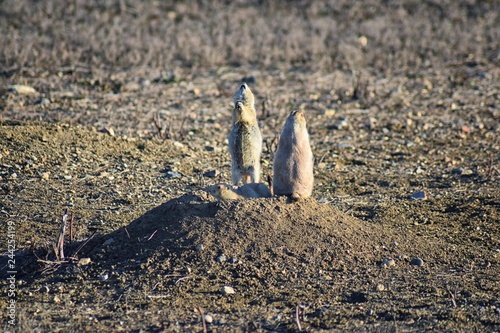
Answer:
[410, 257, 424, 266]
[410, 190, 427, 200]
[40, 286, 50, 293]
[216, 255, 227, 263]
[229, 257, 238, 264]
[451, 168, 463, 175]
[221, 286, 235, 295]
[78, 258, 92, 266]
[99, 273, 109, 281]
[204, 314, 213, 323]
[8, 84, 37, 95]
[166, 171, 181, 179]
[195, 244, 204, 252]
[99, 127, 115, 137]
[35, 98, 51, 106]
[324, 109, 336, 117]
[333, 117, 349, 130]
[203, 170, 219, 178]
[381, 258, 396, 267]
[366, 309, 374, 316]
[53, 295, 61, 303]
[375, 284, 385, 292]
[103, 238, 115, 247]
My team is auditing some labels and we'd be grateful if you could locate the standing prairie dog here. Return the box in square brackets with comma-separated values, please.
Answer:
[273, 110, 314, 200]
[208, 183, 272, 201]
[228, 84, 262, 185]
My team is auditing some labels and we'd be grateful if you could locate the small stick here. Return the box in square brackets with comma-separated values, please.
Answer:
[197, 307, 207, 333]
[124, 227, 131, 239]
[69, 212, 75, 242]
[147, 230, 157, 241]
[175, 276, 191, 284]
[295, 305, 302, 331]
[71, 230, 97, 258]
[446, 287, 457, 308]
[267, 172, 273, 195]
[56, 209, 69, 260]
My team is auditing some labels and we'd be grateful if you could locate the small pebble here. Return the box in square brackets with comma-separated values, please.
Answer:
[366, 309, 374, 316]
[40, 286, 50, 293]
[216, 255, 227, 263]
[204, 314, 213, 323]
[229, 257, 238, 264]
[103, 238, 115, 247]
[166, 171, 181, 179]
[195, 244, 204, 252]
[78, 258, 92, 266]
[451, 167, 463, 175]
[381, 258, 396, 267]
[203, 170, 219, 178]
[221, 286, 235, 295]
[410, 257, 424, 266]
[35, 98, 51, 106]
[376, 284, 385, 292]
[9, 84, 37, 95]
[410, 190, 427, 200]
[99, 273, 109, 281]
[53, 295, 61, 303]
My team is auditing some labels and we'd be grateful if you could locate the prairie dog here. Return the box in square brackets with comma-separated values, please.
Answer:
[228, 94, 262, 185]
[272, 110, 314, 200]
[208, 184, 244, 201]
[208, 183, 272, 201]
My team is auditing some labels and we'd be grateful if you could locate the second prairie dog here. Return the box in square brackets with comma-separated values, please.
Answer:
[208, 183, 272, 201]
[228, 83, 262, 185]
[272, 110, 314, 200]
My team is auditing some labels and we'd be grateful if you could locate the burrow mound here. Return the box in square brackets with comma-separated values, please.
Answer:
[82, 193, 441, 279]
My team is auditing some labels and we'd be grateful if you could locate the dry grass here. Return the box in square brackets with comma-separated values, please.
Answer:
[0, 0, 498, 75]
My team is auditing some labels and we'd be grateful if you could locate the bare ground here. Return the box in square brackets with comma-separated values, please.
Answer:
[1, 1, 500, 332]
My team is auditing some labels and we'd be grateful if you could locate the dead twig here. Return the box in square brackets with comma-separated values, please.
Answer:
[69, 212, 75, 242]
[446, 286, 458, 308]
[124, 227, 131, 239]
[70, 230, 97, 258]
[295, 304, 307, 331]
[146, 230, 157, 241]
[197, 307, 207, 333]
[55, 209, 69, 260]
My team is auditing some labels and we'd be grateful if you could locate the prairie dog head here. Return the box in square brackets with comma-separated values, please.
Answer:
[232, 101, 257, 124]
[233, 83, 255, 109]
[208, 184, 229, 198]
[287, 110, 308, 129]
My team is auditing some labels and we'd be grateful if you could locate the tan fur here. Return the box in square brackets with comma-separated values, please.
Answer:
[236, 183, 273, 198]
[208, 184, 244, 201]
[228, 84, 262, 185]
[232, 83, 255, 111]
[208, 183, 272, 201]
[272, 110, 314, 200]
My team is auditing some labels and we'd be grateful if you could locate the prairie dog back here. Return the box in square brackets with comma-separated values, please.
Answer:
[272, 110, 314, 200]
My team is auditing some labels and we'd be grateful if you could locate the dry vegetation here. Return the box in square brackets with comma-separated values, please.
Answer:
[1, 0, 499, 332]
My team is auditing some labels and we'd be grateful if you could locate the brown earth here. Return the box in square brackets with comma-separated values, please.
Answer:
[1, 0, 500, 332]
